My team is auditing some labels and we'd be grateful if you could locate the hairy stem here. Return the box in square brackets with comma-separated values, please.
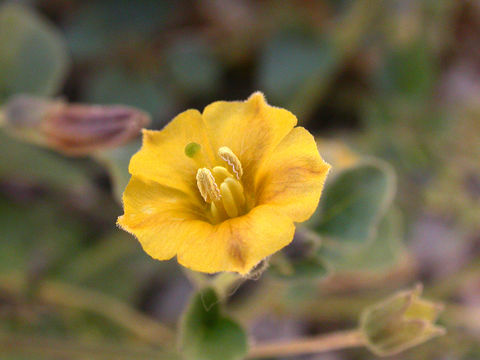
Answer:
[248, 329, 365, 358]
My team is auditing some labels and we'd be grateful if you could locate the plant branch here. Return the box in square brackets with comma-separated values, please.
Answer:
[248, 329, 365, 358]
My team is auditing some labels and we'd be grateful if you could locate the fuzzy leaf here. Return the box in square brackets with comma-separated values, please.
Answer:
[179, 288, 248, 360]
[320, 209, 404, 271]
[0, 3, 69, 102]
[314, 161, 396, 244]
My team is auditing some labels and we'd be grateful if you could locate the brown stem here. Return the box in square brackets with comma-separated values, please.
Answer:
[248, 329, 365, 359]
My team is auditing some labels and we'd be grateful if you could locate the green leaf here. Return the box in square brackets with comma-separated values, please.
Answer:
[166, 37, 221, 96]
[269, 229, 328, 280]
[320, 209, 405, 271]
[379, 41, 436, 99]
[0, 195, 85, 274]
[314, 161, 396, 244]
[84, 67, 175, 127]
[270, 254, 328, 280]
[0, 130, 94, 194]
[258, 32, 336, 104]
[64, 1, 174, 60]
[179, 288, 248, 360]
[0, 3, 69, 102]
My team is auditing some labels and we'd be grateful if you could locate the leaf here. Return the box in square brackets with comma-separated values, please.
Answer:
[179, 288, 248, 360]
[320, 209, 405, 271]
[258, 32, 336, 105]
[166, 37, 221, 96]
[0, 3, 69, 102]
[269, 229, 328, 280]
[0, 195, 85, 274]
[64, 1, 174, 60]
[379, 41, 436, 99]
[314, 161, 396, 244]
[83, 68, 175, 127]
[270, 254, 328, 280]
[0, 130, 94, 195]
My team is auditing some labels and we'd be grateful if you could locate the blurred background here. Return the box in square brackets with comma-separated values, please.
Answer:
[0, 0, 479, 359]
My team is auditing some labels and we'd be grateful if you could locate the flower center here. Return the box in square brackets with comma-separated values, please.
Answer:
[185, 143, 247, 223]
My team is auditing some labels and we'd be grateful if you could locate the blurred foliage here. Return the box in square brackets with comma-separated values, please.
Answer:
[0, 0, 479, 359]
[0, 3, 69, 102]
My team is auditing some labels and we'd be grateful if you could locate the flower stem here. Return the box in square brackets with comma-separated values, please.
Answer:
[248, 329, 365, 359]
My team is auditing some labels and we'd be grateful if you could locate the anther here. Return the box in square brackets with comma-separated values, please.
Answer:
[196, 168, 221, 203]
[218, 146, 243, 179]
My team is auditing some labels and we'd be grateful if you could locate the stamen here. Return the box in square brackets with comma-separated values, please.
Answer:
[220, 182, 238, 218]
[210, 201, 226, 223]
[224, 177, 246, 209]
[218, 146, 243, 179]
[196, 168, 221, 203]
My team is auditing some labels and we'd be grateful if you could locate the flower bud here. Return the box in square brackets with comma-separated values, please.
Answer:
[2, 95, 150, 156]
[360, 284, 445, 356]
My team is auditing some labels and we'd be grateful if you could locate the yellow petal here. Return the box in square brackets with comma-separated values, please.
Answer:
[202, 92, 297, 194]
[177, 205, 295, 274]
[118, 176, 207, 260]
[129, 109, 214, 199]
[256, 127, 331, 222]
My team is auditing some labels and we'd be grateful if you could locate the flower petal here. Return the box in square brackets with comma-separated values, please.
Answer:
[202, 92, 297, 194]
[256, 127, 331, 222]
[129, 109, 214, 198]
[118, 176, 208, 260]
[178, 205, 295, 274]
[119, 178, 294, 274]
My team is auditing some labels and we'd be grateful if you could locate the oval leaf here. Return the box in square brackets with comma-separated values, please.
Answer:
[179, 288, 248, 360]
[319, 209, 405, 271]
[0, 3, 69, 102]
[315, 161, 396, 244]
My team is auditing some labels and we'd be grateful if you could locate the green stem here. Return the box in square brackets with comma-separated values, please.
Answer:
[0, 331, 179, 360]
[183, 268, 244, 300]
[0, 273, 175, 347]
[212, 272, 244, 299]
[0, 106, 5, 127]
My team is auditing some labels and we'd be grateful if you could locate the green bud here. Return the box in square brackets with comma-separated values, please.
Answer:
[360, 284, 445, 356]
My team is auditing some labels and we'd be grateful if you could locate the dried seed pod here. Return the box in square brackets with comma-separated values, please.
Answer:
[2, 95, 151, 156]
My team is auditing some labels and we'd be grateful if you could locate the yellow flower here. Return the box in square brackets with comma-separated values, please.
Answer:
[118, 92, 330, 274]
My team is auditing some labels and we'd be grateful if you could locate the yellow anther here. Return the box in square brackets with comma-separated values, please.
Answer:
[220, 182, 238, 218]
[196, 168, 221, 203]
[212, 166, 232, 184]
[224, 177, 246, 209]
[218, 146, 243, 179]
